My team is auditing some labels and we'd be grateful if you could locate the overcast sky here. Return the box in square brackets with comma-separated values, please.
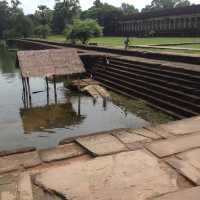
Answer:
[7, 0, 200, 14]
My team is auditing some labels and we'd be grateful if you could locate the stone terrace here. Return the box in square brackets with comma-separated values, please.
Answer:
[1, 116, 200, 199]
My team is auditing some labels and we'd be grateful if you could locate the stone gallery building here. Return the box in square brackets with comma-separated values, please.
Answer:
[116, 5, 200, 36]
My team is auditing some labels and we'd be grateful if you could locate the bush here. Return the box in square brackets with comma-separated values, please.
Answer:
[34, 24, 51, 39]
[64, 19, 103, 44]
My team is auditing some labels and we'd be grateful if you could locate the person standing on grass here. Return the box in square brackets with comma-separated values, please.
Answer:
[124, 36, 130, 50]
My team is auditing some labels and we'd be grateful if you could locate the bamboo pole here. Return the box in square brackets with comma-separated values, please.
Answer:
[27, 77, 32, 107]
[53, 75, 57, 104]
[46, 77, 49, 105]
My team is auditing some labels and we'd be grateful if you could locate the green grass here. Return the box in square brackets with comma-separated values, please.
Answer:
[175, 44, 200, 49]
[46, 35, 200, 54]
[110, 91, 174, 125]
[47, 35, 200, 46]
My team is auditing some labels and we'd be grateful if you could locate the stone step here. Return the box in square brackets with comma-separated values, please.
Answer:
[76, 133, 128, 156]
[95, 69, 200, 111]
[146, 132, 200, 158]
[96, 76, 197, 118]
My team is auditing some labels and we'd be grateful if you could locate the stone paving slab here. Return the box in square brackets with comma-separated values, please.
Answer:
[35, 150, 178, 200]
[18, 172, 33, 200]
[128, 128, 162, 140]
[113, 130, 151, 144]
[160, 116, 200, 135]
[0, 183, 17, 200]
[151, 186, 200, 200]
[177, 148, 200, 169]
[39, 143, 86, 163]
[113, 130, 151, 150]
[165, 148, 200, 185]
[0, 151, 41, 174]
[76, 133, 127, 156]
[146, 126, 174, 139]
[166, 157, 200, 185]
[146, 133, 200, 158]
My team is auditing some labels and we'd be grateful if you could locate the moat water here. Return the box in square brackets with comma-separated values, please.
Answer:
[0, 44, 148, 151]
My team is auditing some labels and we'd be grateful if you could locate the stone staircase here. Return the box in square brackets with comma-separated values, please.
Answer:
[93, 56, 200, 119]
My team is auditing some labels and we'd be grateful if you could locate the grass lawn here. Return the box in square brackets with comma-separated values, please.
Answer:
[47, 35, 200, 46]
[46, 35, 200, 54]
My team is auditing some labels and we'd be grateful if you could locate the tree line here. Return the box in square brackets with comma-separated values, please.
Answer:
[0, 0, 192, 40]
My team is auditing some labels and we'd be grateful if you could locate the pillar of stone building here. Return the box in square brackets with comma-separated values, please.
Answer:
[180, 18, 184, 30]
[197, 17, 200, 31]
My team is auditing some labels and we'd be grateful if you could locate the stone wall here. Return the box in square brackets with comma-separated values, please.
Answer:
[116, 5, 200, 36]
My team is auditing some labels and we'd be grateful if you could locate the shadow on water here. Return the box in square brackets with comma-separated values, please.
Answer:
[0, 43, 149, 151]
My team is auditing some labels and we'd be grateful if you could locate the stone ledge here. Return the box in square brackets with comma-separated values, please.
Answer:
[39, 143, 87, 163]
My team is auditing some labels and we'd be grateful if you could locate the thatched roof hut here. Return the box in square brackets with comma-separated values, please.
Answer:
[17, 48, 86, 77]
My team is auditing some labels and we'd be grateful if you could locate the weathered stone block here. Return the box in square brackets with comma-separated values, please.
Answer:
[39, 143, 86, 163]
[76, 133, 127, 156]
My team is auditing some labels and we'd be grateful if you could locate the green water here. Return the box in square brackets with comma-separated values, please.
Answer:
[0, 44, 148, 151]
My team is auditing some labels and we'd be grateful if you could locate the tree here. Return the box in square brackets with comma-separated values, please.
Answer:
[34, 24, 51, 38]
[52, 0, 81, 34]
[65, 19, 103, 44]
[142, 0, 191, 12]
[0, 1, 9, 38]
[81, 1, 122, 35]
[4, 0, 34, 38]
[121, 3, 139, 15]
[34, 5, 53, 26]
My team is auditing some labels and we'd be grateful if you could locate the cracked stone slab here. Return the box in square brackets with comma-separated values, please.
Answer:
[113, 130, 151, 150]
[128, 128, 161, 140]
[39, 143, 86, 163]
[18, 172, 33, 200]
[160, 116, 200, 135]
[0, 183, 17, 200]
[146, 133, 200, 158]
[176, 148, 200, 170]
[76, 133, 127, 156]
[146, 126, 174, 139]
[35, 150, 179, 200]
[0, 151, 41, 174]
[151, 186, 200, 200]
[166, 157, 200, 185]
[165, 148, 200, 185]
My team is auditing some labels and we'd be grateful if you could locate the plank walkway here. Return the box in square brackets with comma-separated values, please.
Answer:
[1, 116, 200, 199]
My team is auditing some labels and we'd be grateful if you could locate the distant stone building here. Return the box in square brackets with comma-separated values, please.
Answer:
[116, 5, 200, 36]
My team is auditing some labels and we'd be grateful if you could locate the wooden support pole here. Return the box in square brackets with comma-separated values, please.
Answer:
[53, 75, 57, 104]
[78, 95, 81, 116]
[23, 77, 29, 108]
[46, 77, 49, 105]
[21, 77, 26, 107]
[27, 77, 32, 107]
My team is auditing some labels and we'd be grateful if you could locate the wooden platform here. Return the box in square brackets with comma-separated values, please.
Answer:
[71, 79, 110, 99]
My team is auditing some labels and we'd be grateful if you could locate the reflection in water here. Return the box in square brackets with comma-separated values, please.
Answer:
[20, 102, 85, 134]
[0, 45, 17, 74]
[0, 44, 149, 151]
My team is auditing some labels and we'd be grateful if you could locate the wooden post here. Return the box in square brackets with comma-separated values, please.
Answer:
[23, 77, 29, 108]
[78, 95, 81, 116]
[21, 76, 26, 108]
[46, 77, 49, 105]
[53, 75, 57, 104]
[27, 77, 32, 107]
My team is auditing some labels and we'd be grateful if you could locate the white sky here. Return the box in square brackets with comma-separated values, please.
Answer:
[7, 0, 200, 14]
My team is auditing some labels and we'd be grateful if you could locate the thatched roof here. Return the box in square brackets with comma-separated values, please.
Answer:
[17, 49, 86, 77]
